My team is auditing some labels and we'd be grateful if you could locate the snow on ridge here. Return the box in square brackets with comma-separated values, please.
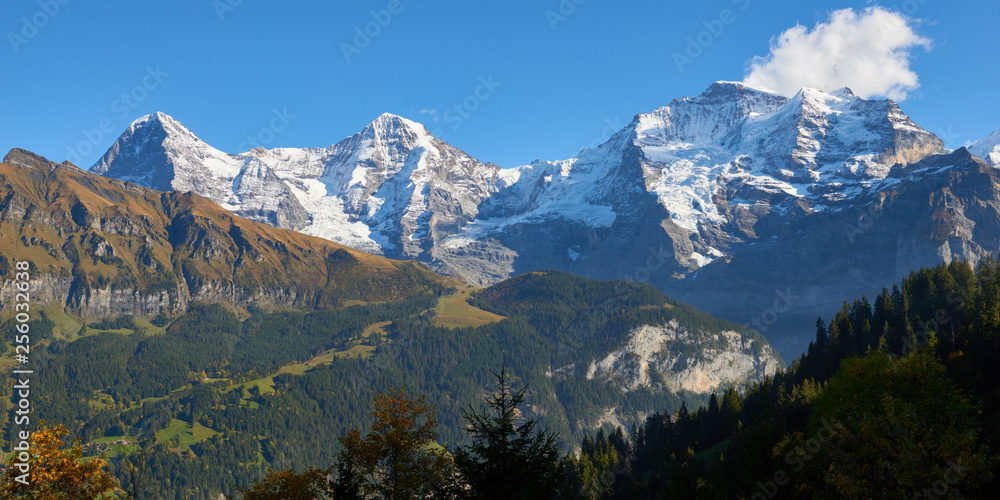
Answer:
[970, 127, 1000, 166]
[427, 83, 942, 267]
[630, 83, 939, 226]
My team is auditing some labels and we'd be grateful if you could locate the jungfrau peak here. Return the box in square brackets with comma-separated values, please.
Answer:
[448, 81, 944, 279]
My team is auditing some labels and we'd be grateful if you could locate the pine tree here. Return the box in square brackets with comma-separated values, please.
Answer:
[330, 434, 364, 499]
[872, 287, 893, 342]
[815, 317, 828, 354]
[452, 365, 568, 499]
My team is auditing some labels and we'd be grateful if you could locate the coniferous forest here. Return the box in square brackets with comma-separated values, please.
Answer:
[1, 271, 749, 498]
[223, 257, 1000, 498]
[568, 257, 1000, 499]
[4, 257, 1000, 497]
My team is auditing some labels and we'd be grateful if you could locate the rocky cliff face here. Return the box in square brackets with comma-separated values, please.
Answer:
[583, 321, 780, 395]
[469, 269, 783, 434]
[0, 149, 452, 318]
[567, 319, 780, 431]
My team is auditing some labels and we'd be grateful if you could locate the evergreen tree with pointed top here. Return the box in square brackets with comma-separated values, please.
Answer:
[452, 365, 568, 499]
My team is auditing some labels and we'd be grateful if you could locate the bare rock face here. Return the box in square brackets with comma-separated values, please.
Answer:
[552, 319, 781, 432]
[584, 321, 781, 393]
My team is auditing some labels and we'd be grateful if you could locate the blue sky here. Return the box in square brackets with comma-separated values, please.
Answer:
[2, 0, 998, 169]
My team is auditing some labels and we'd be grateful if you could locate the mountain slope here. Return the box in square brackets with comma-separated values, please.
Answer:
[10, 265, 782, 499]
[91, 112, 311, 230]
[1, 148, 453, 317]
[677, 147, 1000, 355]
[472, 270, 781, 397]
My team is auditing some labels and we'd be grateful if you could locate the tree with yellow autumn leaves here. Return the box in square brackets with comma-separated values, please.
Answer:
[333, 387, 455, 499]
[239, 387, 455, 499]
[0, 422, 117, 499]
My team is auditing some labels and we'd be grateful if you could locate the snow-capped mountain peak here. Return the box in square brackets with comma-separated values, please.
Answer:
[299, 113, 498, 255]
[128, 111, 181, 133]
[324, 113, 437, 187]
[634, 81, 788, 145]
[619, 84, 942, 226]
[92, 112, 244, 195]
[970, 127, 1000, 166]
[92, 112, 308, 229]
[367, 112, 431, 138]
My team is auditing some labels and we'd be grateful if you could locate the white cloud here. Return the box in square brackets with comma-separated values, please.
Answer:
[743, 7, 930, 100]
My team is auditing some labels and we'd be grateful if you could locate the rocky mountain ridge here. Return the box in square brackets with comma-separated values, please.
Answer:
[1, 148, 452, 318]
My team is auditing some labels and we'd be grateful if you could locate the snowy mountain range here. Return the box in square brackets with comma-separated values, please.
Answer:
[94, 112, 501, 259]
[91, 82, 1000, 358]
